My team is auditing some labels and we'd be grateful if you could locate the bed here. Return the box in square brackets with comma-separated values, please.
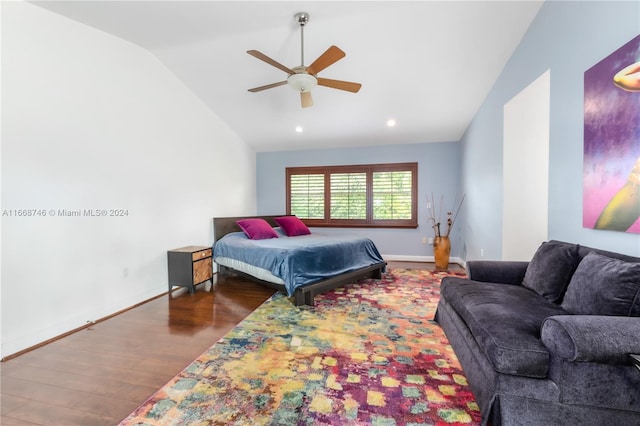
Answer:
[212, 215, 387, 306]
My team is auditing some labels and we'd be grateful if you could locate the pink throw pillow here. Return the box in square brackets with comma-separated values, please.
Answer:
[275, 216, 311, 237]
[236, 218, 279, 240]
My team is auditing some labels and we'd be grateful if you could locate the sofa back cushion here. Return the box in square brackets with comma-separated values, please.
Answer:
[574, 243, 640, 263]
[521, 241, 582, 303]
[561, 252, 640, 317]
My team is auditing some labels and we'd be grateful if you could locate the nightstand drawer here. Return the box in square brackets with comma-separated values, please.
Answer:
[193, 257, 213, 284]
[192, 249, 212, 261]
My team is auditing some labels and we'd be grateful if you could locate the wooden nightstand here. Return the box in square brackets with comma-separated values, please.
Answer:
[167, 246, 213, 294]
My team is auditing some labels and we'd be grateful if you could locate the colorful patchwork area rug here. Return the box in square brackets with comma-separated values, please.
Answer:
[120, 268, 480, 425]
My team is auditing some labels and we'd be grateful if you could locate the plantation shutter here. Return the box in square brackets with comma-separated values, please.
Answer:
[290, 173, 325, 219]
[372, 171, 413, 219]
[330, 173, 367, 219]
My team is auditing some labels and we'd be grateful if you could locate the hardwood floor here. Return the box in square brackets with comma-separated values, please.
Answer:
[0, 261, 459, 425]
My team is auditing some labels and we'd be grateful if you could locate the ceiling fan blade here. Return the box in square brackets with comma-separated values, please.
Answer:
[248, 81, 287, 92]
[247, 50, 295, 75]
[306, 45, 346, 75]
[317, 78, 362, 93]
[301, 91, 313, 108]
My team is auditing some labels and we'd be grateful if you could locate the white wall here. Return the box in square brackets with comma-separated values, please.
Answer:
[1, 2, 256, 358]
[0, 1, 4, 358]
[503, 70, 550, 261]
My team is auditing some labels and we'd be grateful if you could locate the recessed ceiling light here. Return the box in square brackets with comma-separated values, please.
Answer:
[295, 126, 303, 133]
[387, 119, 396, 127]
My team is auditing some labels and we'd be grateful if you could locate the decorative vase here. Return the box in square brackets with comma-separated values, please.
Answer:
[433, 236, 451, 271]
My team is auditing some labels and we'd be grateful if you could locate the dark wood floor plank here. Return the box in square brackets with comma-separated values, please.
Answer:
[4, 364, 159, 401]
[2, 397, 115, 425]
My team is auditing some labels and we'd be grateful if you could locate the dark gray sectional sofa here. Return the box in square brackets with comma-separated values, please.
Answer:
[435, 240, 640, 425]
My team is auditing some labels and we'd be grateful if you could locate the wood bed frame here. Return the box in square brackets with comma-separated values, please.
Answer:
[212, 215, 386, 306]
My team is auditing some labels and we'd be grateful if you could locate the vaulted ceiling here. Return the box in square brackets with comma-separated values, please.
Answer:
[31, 1, 544, 151]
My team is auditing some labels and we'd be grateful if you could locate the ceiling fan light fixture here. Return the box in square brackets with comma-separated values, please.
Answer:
[287, 73, 317, 93]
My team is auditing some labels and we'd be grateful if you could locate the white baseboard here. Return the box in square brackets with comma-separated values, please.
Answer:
[381, 254, 466, 269]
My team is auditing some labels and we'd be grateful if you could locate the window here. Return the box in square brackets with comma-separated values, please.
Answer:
[286, 162, 417, 228]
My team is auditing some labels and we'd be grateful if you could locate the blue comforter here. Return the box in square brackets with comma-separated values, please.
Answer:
[213, 229, 385, 296]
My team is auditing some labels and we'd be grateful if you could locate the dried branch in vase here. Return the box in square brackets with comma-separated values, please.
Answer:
[427, 193, 465, 238]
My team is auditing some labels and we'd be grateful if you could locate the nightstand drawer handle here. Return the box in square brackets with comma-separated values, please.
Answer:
[192, 249, 212, 261]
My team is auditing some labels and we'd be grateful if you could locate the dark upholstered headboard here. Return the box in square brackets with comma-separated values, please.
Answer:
[212, 215, 292, 243]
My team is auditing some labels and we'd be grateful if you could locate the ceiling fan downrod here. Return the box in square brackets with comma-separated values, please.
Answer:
[294, 12, 309, 67]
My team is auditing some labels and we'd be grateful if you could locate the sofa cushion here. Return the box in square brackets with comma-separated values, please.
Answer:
[560, 252, 640, 317]
[521, 241, 581, 303]
[440, 278, 568, 378]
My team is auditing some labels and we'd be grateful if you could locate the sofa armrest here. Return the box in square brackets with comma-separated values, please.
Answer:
[541, 315, 640, 364]
[466, 260, 529, 284]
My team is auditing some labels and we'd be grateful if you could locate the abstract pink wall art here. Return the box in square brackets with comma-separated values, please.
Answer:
[583, 34, 640, 234]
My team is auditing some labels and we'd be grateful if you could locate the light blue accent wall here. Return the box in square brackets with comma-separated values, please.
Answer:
[256, 142, 463, 258]
[461, 0, 640, 259]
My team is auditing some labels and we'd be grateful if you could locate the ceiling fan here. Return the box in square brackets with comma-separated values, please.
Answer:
[247, 12, 362, 108]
